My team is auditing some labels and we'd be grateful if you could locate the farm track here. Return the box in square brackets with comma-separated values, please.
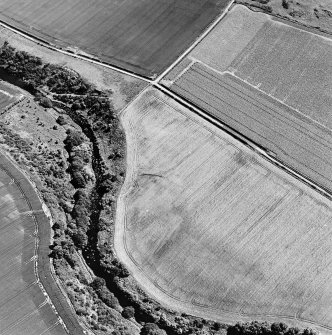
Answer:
[0, 153, 83, 335]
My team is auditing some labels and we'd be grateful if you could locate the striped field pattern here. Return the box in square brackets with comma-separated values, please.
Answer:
[172, 63, 332, 194]
[116, 88, 332, 330]
[0, 154, 82, 335]
[0, 0, 229, 76]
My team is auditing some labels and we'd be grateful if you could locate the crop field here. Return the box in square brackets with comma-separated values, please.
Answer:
[0, 81, 21, 110]
[169, 5, 332, 128]
[116, 88, 332, 330]
[228, 20, 332, 129]
[188, 5, 268, 74]
[165, 5, 332, 194]
[0, 157, 67, 335]
[0, 0, 229, 77]
[171, 63, 332, 194]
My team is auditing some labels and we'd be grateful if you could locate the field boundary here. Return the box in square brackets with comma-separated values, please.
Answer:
[154, 0, 235, 82]
[0, 19, 152, 83]
[0, 152, 84, 335]
[0, 3, 330, 202]
[154, 82, 332, 201]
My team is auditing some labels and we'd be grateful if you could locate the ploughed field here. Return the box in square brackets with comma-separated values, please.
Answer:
[165, 5, 332, 194]
[116, 88, 332, 329]
[0, 0, 229, 77]
[172, 64, 332, 194]
[0, 155, 67, 335]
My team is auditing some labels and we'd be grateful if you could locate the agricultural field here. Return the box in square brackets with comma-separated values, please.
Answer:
[115, 88, 332, 331]
[171, 63, 332, 194]
[167, 4, 332, 124]
[0, 80, 22, 110]
[228, 19, 332, 129]
[0, 154, 68, 335]
[165, 4, 332, 194]
[0, 0, 230, 77]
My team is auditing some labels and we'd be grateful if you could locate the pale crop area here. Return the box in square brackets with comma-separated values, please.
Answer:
[115, 88, 332, 331]
[0, 159, 66, 335]
[166, 4, 332, 195]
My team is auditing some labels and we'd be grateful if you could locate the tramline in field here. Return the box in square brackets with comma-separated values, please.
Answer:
[165, 4, 332, 195]
[115, 88, 332, 330]
[171, 63, 332, 194]
[0, 0, 230, 77]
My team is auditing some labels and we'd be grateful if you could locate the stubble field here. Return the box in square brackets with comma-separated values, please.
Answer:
[227, 17, 332, 128]
[171, 63, 332, 194]
[0, 0, 229, 77]
[115, 88, 332, 330]
[166, 4, 332, 194]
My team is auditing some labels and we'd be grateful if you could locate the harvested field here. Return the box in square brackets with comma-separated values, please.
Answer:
[171, 63, 332, 194]
[165, 5, 332, 193]
[189, 5, 268, 73]
[115, 88, 332, 331]
[228, 19, 332, 128]
[0, 155, 68, 335]
[0, 0, 229, 77]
